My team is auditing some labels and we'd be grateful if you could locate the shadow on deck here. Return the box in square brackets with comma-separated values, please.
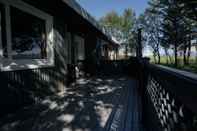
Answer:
[0, 75, 143, 131]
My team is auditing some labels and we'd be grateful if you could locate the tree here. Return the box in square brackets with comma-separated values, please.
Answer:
[178, 0, 197, 21]
[138, 5, 162, 64]
[99, 9, 136, 58]
[99, 11, 122, 41]
[121, 9, 136, 57]
[147, 0, 195, 66]
[137, 0, 197, 67]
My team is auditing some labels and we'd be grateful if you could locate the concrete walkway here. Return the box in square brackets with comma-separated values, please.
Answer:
[0, 76, 142, 131]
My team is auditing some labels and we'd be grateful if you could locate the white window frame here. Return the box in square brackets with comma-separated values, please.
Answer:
[0, 0, 54, 71]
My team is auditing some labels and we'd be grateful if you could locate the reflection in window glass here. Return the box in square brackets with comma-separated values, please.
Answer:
[0, 4, 7, 58]
[11, 7, 47, 59]
[75, 35, 85, 61]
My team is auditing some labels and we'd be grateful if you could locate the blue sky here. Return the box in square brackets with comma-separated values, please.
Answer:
[77, 0, 149, 20]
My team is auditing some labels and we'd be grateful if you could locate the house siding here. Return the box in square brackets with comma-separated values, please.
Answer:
[0, 0, 71, 116]
[0, 0, 115, 117]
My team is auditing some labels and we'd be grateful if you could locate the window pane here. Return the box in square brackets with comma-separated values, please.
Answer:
[75, 35, 85, 61]
[11, 7, 47, 59]
[0, 4, 8, 58]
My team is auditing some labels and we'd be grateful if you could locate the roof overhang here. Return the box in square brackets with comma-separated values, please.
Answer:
[62, 0, 117, 45]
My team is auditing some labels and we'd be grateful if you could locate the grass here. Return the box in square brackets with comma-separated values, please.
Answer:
[150, 56, 197, 74]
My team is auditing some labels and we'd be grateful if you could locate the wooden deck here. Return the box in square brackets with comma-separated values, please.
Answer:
[0, 76, 143, 131]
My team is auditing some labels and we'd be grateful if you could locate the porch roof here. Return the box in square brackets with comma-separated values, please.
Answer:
[62, 0, 117, 45]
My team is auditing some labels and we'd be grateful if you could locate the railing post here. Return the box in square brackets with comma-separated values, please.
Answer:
[137, 28, 142, 58]
[137, 57, 150, 128]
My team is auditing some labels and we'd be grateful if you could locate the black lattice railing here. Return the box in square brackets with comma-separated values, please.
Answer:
[141, 63, 197, 131]
[147, 76, 197, 131]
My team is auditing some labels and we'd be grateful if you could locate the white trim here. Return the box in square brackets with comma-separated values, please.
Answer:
[1, 59, 54, 71]
[0, 0, 54, 71]
[5, 5, 11, 59]
[0, 9, 2, 69]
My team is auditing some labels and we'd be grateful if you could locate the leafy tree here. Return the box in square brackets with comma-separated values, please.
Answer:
[178, 0, 197, 21]
[121, 9, 136, 57]
[138, 5, 162, 64]
[99, 8, 136, 57]
[99, 11, 122, 41]
[145, 0, 195, 66]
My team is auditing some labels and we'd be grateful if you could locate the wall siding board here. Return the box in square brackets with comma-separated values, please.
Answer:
[0, 1, 69, 117]
[0, 0, 101, 117]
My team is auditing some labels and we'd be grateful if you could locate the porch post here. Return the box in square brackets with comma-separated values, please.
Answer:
[137, 28, 142, 58]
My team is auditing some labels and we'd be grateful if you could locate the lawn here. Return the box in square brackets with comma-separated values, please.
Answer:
[150, 56, 197, 74]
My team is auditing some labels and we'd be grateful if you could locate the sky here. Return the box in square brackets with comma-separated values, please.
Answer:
[77, 0, 149, 20]
[77, 0, 152, 56]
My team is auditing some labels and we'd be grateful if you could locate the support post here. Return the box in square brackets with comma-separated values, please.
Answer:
[137, 28, 142, 58]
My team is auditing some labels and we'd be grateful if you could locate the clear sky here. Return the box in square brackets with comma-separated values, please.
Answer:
[77, 0, 149, 20]
[77, 0, 152, 56]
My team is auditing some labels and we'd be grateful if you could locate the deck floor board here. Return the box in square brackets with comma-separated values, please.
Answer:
[0, 76, 143, 131]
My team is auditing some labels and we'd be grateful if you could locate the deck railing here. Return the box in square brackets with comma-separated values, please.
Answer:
[137, 58, 197, 131]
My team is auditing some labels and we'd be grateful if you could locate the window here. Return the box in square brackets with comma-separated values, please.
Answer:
[74, 35, 85, 61]
[0, 4, 7, 58]
[0, 0, 54, 71]
[11, 7, 47, 59]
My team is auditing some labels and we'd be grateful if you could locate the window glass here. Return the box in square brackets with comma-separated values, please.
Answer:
[10, 7, 47, 59]
[0, 4, 7, 58]
[75, 35, 85, 61]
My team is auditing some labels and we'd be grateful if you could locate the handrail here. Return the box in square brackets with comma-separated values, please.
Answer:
[138, 60, 197, 131]
[150, 64, 197, 84]
[147, 64, 197, 114]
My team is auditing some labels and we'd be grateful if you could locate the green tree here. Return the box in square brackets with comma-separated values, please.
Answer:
[99, 11, 122, 41]
[138, 5, 162, 64]
[121, 8, 136, 57]
[178, 0, 197, 21]
[99, 8, 136, 57]
[146, 0, 195, 67]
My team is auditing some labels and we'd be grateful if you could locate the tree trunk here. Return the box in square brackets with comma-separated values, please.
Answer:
[196, 45, 197, 63]
[183, 44, 187, 65]
[187, 38, 191, 64]
[174, 21, 179, 67]
[164, 48, 169, 64]
[174, 43, 178, 67]
[166, 56, 169, 64]
[157, 52, 161, 64]
[156, 44, 160, 64]
[153, 51, 157, 63]
[125, 44, 128, 59]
